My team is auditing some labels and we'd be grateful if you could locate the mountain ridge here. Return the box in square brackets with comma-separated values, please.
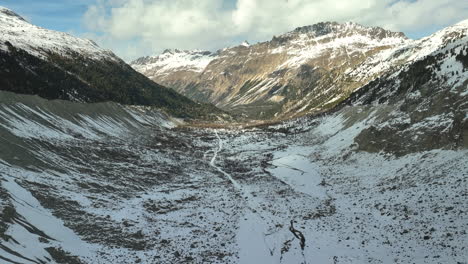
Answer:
[130, 21, 413, 119]
[0, 6, 225, 119]
[131, 19, 467, 119]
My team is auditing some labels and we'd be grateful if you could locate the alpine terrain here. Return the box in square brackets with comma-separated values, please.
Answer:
[132, 20, 468, 121]
[0, 7, 223, 119]
[0, 5, 467, 264]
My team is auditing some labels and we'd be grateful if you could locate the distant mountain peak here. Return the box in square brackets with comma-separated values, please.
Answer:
[131, 48, 217, 74]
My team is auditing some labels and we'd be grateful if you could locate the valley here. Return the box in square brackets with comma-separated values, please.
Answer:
[0, 90, 466, 263]
[0, 5, 467, 264]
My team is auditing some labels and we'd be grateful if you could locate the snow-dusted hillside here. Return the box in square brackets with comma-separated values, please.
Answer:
[270, 22, 408, 70]
[132, 49, 218, 77]
[0, 6, 221, 119]
[0, 7, 115, 61]
[347, 19, 468, 83]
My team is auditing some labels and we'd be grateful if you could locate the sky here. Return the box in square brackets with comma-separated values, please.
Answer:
[1, 0, 467, 61]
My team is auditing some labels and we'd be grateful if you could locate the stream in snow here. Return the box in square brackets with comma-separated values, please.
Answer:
[210, 131, 242, 190]
[209, 131, 276, 263]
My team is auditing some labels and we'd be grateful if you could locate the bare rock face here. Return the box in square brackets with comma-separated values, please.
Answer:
[131, 22, 410, 119]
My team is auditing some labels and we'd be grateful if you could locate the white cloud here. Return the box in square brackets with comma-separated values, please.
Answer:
[83, 0, 468, 61]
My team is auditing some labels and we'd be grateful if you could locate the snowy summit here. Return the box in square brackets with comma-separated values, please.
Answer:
[0, 6, 115, 60]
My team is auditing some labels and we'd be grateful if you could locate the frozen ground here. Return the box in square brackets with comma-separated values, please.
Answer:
[0, 91, 467, 263]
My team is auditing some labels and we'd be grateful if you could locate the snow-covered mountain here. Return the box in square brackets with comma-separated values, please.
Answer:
[340, 20, 468, 154]
[0, 6, 222, 119]
[132, 49, 217, 76]
[0, 6, 115, 61]
[132, 20, 468, 119]
[131, 22, 408, 118]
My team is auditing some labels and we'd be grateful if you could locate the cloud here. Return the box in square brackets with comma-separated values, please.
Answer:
[83, 0, 468, 60]
[83, 0, 232, 60]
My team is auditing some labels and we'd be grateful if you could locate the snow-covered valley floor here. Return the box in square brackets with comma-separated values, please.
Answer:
[204, 127, 467, 264]
[0, 91, 466, 264]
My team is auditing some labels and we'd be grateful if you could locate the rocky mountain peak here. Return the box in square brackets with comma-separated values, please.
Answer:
[291, 21, 346, 35]
[276, 21, 408, 43]
[0, 6, 26, 21]
[162, 48, 175, 54]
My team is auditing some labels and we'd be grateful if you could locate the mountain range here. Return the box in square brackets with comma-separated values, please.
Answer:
[132, 20, 468, 120]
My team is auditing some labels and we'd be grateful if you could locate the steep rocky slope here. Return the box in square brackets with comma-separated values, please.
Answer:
[132, 20, 468, 120]
[342, 19, 468, 154]
[0, 7, 222, 119]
